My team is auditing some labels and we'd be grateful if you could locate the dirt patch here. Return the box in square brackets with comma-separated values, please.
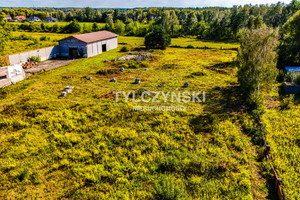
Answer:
[24, 59, 77, 76]
[95, 92, 116, 99]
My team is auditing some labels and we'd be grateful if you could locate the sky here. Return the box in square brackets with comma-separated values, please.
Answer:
[0, 0, 292, 8]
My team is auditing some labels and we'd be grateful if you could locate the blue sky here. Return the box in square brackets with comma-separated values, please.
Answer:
[0, 0, 292, 8]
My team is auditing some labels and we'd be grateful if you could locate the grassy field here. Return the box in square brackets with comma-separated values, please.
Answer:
[0, 36, 286, 199]
[2, 32, 239, 57]
[262, 103, 300, 199]
[2, 32, 72, 56]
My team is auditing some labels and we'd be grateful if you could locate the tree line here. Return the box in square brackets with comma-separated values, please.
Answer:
[1, 1, 300, 40]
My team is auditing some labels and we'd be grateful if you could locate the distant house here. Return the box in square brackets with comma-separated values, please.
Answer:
[59, 30, 118, 58]
[285, 67, 300, 75]
[44, 17, 58, 22]
[28, 16, 41, 22]
[4, 15, 12, 21]
[283, 82, 300, 95]
[16, 15, 26, 21]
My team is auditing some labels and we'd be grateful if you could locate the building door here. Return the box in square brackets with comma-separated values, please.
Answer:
[69, 48, 78, 58]
[102, 44, 107, 52]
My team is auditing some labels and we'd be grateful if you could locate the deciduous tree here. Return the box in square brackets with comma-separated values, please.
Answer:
[237, 27, 279, 108]
[144, 26, 171, 49]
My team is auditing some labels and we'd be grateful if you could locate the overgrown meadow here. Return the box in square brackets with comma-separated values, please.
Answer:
[1, 32, 72, 56]
[262, 102, 300, 199]
[0, 36, 298, 199]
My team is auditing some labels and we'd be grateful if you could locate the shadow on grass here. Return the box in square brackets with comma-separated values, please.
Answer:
[169, 45, 238, 51]
[189, 85, 278, 200]
[209, 61, 238, 69]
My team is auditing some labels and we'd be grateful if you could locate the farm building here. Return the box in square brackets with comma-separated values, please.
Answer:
[28, 16, 41, 22]
[45, 17, 58, 22]
[285, 66, 300, 75]
[59, 31, 118, 58]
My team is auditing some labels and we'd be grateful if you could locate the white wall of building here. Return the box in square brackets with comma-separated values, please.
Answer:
[86, 37, 118, 57]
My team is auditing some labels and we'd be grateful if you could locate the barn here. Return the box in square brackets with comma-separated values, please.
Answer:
[59, 31, 118, 58]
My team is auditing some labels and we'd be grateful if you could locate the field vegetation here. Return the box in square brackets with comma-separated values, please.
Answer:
[1, 31, 239, 57]
[0, 3, 299, 199]
[262, 92, 300, 200]
[0, 37, 273, 199]
[1, 32, 72, 56]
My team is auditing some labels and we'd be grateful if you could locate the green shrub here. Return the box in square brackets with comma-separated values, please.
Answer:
[126, 60, 139, 69]
[158, 155, 179, 173]
[32, 38, 40, 45]
[247, 91, 264, 111]
[40, 36, 50, 41]
[19, 168, 29, 181]
[28, 56, 41, 63]
[31, 171, 42, 185]
[153, 176, 185, 200]
[186, 45, 194, 49]
[64, 20, 81, 33]
[120, 46, 130, 52]
[284, 71, 297, 82]
[145, 26, 171, 50]
[251, 129, 263, 145]
[280, 95, 294, 110]
[14, 34, 32, 40]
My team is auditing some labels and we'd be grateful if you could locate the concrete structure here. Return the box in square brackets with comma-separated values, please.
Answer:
[285, 67, 300, 75]
[45, 17, 58, 22]
[8, 46, 60, 65]
[0, 64, 26, 88]
[0, 67, 11, 88]
[7, 64, 26, 83]
[283, 82, 300, 95]
[59, 31, 118, 58]
[28, 16, 41, 22]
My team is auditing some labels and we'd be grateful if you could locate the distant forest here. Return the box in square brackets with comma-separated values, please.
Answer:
[0, 1, 300, 40]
